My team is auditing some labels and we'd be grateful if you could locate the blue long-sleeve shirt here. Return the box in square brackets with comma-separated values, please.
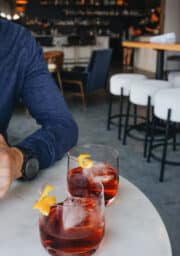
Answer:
[0, 19, 78, 169]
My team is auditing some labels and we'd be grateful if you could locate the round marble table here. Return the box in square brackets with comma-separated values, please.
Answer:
[0, 158, 172, 256]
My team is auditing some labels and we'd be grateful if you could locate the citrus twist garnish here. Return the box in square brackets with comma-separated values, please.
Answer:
[78, 154, 94, 169]
[33, 185, 56, 216]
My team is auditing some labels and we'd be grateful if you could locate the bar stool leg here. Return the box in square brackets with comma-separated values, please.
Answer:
[107, 94, 113, 130]
[173, 124, 177, 152]
[118, 88, 124, 140]
[123, 96, 131, 145]
[57, 72, 64, 96]
[144, 96, 151, 158]
[134, 105, 137, 126]
[159, 109, 171, 182]
[147, 113, 156, 163]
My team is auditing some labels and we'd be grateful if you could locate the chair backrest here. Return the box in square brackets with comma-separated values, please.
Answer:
[44, 51, 64, 71]
[86, 49, 112, 93]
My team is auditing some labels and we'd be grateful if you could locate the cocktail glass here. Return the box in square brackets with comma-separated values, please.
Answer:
[67, 144, 119, 206]
[39, 183, 105, 256]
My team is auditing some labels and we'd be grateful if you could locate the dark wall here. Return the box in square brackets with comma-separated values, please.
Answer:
[26, 1, 60, 18]
[127, 0, 160, 9]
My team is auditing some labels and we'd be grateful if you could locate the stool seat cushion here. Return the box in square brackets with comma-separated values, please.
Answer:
[130, 80, 172, 106]
[154, 88, 180, 122]
[110, 73, 147, 96]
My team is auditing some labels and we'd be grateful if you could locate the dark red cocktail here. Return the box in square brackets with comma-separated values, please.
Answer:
[39, 196, 105, 256]
[67, 162, 119, 206]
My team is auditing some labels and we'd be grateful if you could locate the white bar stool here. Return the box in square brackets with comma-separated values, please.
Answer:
[148, 88, 180, 182]
[107, 73, 147, 140]
[123, 79, 172, 157]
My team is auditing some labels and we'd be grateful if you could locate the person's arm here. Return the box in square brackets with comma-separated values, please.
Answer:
[129, 26, 143, 37]
[16, 29, 78, 170]
[0, 28, 78, 198]
[144, 24, 160, 35]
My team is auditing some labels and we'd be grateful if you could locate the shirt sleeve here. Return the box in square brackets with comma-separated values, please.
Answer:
[17, 29, 78, 169]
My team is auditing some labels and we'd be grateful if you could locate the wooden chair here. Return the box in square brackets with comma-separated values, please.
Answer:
[61, 49, 112, 108]
[43, 51, 64, 95]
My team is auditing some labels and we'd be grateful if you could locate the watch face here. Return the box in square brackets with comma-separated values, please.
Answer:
[25, 158, 39, 180]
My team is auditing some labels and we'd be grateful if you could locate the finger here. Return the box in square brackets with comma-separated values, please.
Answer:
[0, 189, 7, 198]
[0, 187, 9, 198]
[0, 134, 7, 146]
[0, 178, 11, 198]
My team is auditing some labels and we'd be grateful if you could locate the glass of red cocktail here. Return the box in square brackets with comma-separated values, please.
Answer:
[67, 144, 119, 206]
[39, 182, 105, 256]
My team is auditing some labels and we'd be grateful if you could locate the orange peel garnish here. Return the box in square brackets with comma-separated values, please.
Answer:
[78, 154, 94, 169]
[33, 185, 56, 216]
[39, 185, 54, 200]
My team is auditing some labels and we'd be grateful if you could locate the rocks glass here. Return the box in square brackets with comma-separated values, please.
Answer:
[39, 183, 105, 256]
[67, 144, 119, 206]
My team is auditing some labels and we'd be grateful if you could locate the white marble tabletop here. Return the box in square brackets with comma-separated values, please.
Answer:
[0, 158, 172, 256]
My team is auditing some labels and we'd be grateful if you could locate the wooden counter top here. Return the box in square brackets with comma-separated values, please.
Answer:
[122, 41, 180, 51]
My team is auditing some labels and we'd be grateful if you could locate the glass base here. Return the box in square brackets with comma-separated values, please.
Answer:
[47, 247, 97, 256]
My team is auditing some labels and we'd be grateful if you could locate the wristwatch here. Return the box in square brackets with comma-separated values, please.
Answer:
[17, 147, 39, 181]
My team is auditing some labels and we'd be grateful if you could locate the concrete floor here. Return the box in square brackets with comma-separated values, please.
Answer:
[8, 91, 180, 256]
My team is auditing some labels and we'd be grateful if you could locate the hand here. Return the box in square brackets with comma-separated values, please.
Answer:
[0, 135, 24, 198]
[129, 26, 142, 37]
